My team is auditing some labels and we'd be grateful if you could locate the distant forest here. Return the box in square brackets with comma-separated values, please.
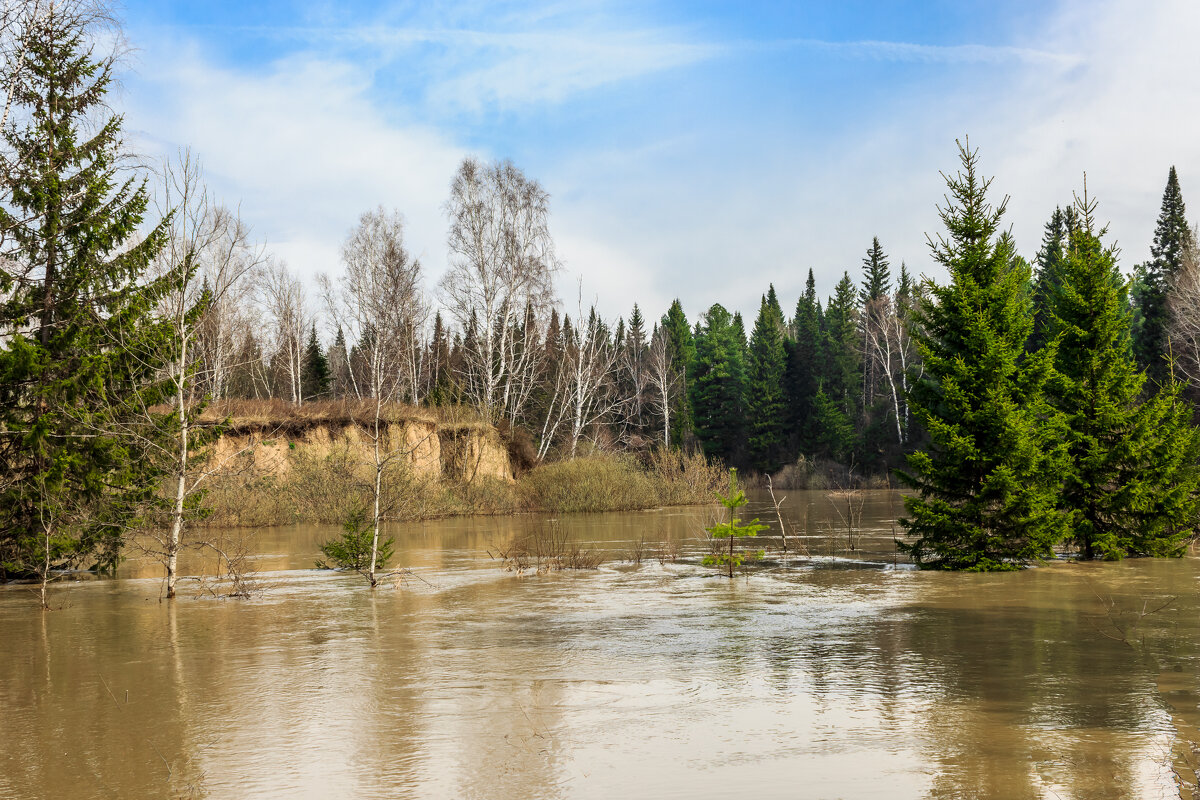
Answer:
[196, 161, 1200, 481]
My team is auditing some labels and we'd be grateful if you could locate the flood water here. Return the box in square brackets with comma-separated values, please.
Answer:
[3, 490, 1200, 799]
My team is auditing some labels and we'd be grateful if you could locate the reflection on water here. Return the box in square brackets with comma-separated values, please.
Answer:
[1, 490, 1197, 799]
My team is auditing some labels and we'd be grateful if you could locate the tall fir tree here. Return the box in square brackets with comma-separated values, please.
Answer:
[1030, 206, 1076, 352]
[0, 11, 172, 582]
[622, 303, 648, 436]
[786, 269, 824, 452]
[661, 299, 695, 446]
[860, 237, 891, 303]
[899, 142, 1069, 571]
[746, 289, 788, 472]
[1048, 192, 1200, 559]
[859, 237, 892, 424]
[732, 311, 748, 362]
[810, 385, 853, 463]
[690, 304, 745, 462]
[301, 323, 331, 400]
[328, 327, 351, 398]
[822, 271, 861, 421]
[426, 313, 453, 404]
[1134, 166, 1193, 384]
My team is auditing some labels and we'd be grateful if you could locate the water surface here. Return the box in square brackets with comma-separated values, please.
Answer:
[2, 491, 1197, 799]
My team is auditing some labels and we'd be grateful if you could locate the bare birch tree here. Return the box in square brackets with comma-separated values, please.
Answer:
[321, 207, 426, 587]
[145, 151, 262, 598]
[441, 157, 558, 424]
[646, 324, 681, 447]
[560, 303, 622, 457]
[258, 258, 308, 404]
[1169, 224, 1200, 393]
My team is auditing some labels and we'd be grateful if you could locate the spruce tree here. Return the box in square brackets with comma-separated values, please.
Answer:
[1134, 166, 1193, 383]
[810, 385, 853, 463]
[301, 323, 331, 400]
[661, 300, 695, 446]
[822, 271, 861, 421]
[899, 142, 1068, 571]
[746, 290, 788, 472]
[427, 314, 452, 405]
[690, 303, 745, 462]
[859, 237, 892, 425]
[860, 237, 891, 303]
[623, 303, 648, 436]
[786, 269, 823, 451]
[1030, 206, 1075, 351]
[1049, 192, 1200, 558]
[0, 11, 171, 583]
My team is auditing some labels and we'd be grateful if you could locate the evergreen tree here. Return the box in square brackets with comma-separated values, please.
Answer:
[1048, 192, 1200, 558]
[623, 304, 648, 437]
[746, 290, 788, 472]
[0, 11, 172, 583]
[1030, 206, 1075, 351]
[702, 470, 766, 577]
[690, 304, 745, 461]
[301, 323, 331, 400]
[661, 300, 695, 446]
[328, 327, 352, 398]
[859, 237, 892, 425]
[860, 236, 891, 303]
[810, 385, 853, 463]
[427, 313, 452, 405]
[786, 269, 823, 450]
[1134, 166, 1193, 383]
[822, 271, 861, 420]
[899, 142, 1068, 571]
[732, 311, 748, 362]
[897, 262, 913, 304]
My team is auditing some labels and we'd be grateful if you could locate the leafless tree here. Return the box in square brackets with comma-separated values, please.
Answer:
[145, 151, 263, 598]
[557, 297, 622, 458]
[1170, 223, 1200, 393]
[440, 157, 559, 424]
[614, 313, 651, 445]
[863, 294, 909, 445]
[258, 258, 308, 404]
[645, 324, 681, 447]
[321, 207, 428, 587]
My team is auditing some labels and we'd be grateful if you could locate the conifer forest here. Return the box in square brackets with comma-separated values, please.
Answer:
[6, 2, 1200, 799]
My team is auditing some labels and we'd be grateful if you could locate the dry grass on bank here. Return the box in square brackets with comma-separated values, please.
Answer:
[200, 448, 724, 527]
[192, 398, 491, 435]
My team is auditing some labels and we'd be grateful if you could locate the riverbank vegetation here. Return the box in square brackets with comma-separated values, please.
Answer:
[201, 442, 724, 527]
[4, 1, 1200, 600]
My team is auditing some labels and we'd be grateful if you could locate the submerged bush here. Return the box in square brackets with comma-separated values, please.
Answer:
[316, 505, 393, 573]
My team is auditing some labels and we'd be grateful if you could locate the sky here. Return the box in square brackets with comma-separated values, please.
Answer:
[116, 0, 1200, 327]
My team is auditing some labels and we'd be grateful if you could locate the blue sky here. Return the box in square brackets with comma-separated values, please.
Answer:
[117, 0, 1200, 325]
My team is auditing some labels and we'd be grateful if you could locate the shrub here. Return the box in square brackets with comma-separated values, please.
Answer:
[316, 505, 394, 573]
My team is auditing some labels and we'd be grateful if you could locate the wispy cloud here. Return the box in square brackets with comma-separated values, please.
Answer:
[253, 23, 722, 112]
[773, 38, 1080, 67]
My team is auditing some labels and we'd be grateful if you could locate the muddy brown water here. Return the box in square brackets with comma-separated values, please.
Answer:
[2, 490, 1199, 799]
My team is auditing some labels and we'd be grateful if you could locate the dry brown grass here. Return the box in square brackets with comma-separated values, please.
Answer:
[188, 398, 490, 436]
[198, 444, 721, 527]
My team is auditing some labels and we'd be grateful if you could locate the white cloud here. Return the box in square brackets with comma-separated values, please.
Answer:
[122, 36, 468, 312]
[116, 0, 1200, 332]
[543, 0, 1200, 323]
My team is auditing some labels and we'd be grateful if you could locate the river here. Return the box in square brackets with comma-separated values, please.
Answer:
[2, 490, 1198, 799]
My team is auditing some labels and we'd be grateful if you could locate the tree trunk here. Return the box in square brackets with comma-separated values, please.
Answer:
[368, 399, 382, 588]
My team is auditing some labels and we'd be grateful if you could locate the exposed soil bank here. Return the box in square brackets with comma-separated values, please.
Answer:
[195, 400, 723, 527]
